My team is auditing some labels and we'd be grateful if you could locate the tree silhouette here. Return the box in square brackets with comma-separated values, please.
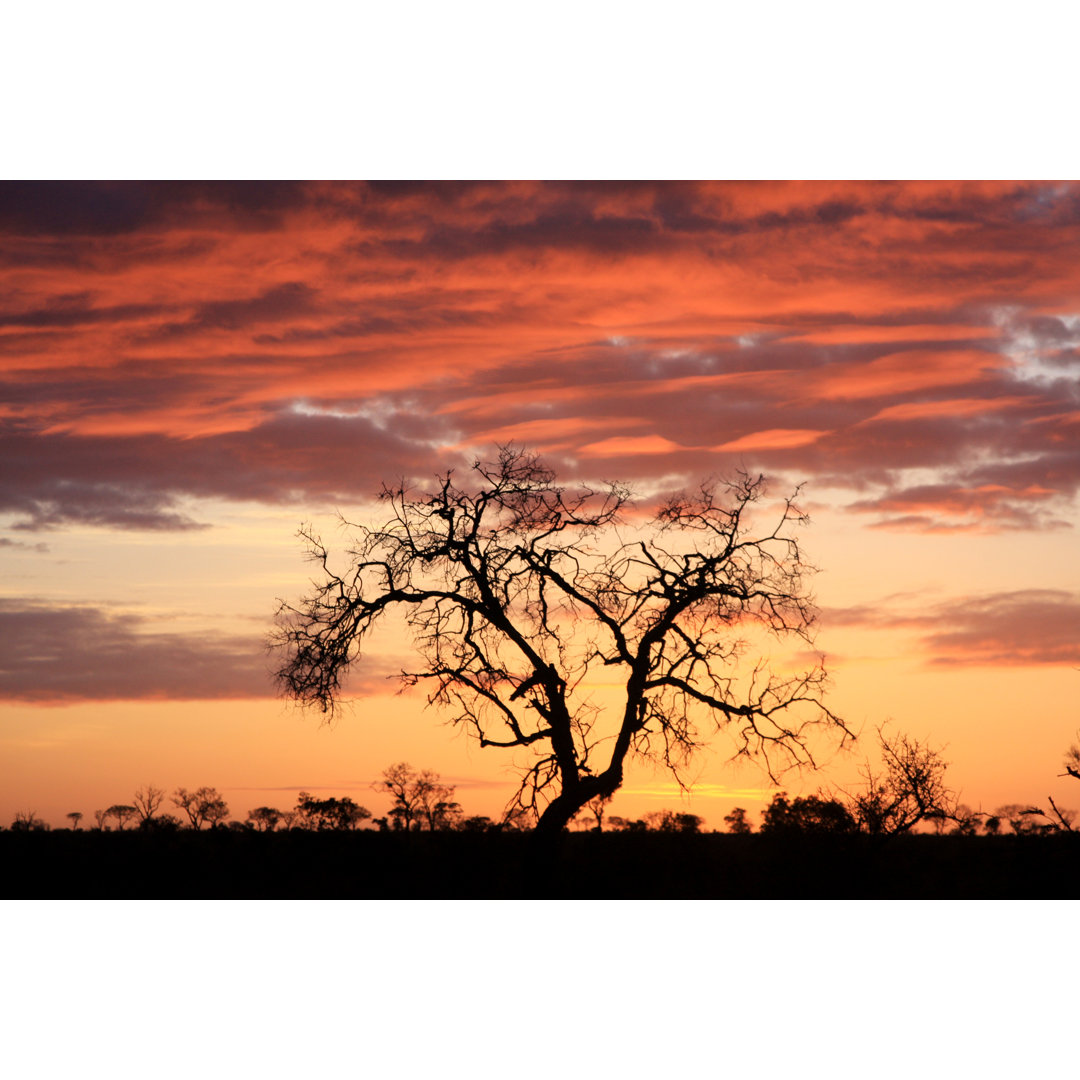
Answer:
[994, 804, 1053, 835]
[643, 809, 705, 833]
[723, 807, 753, 834]
[11, 810, 47, 831]
[843, 729, 956, 835]
[607, 816, 649, 832]
[133, 784, 165, 826]
[760, 792, 856, 834]
[274, 447, 847, 833]
[247, 806, 282, 832]
[172, 787, 229, 829]
[66, 811, 83, 830]
[581, 794, 612, 831]
[294, 792, 372, 830]
[951, 804, 981, 836]
[459, 815, 495, 832]
[105, 804, 138, 831]
[1062, 734, 1080, 782]
[378, 763, 461, 831]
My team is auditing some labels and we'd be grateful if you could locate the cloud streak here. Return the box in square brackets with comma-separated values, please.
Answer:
[824, 589, 1080, 667]
[0, 600, 275, 702]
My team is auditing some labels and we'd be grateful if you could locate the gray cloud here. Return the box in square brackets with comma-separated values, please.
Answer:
[0, 600, 276, 702]
[824, 589, 1080, 666]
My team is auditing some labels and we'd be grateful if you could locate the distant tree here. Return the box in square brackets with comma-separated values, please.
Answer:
[295, 792, 372, 830]
[379, 763, 425, 832]
[643, 809, 704, 833]
[1015, 735, 1080, 832]
[105, 804, 139, 831]
[581, 794, 612, 831]
[499, 805, 535, 831]
[842, 728, 956, 835]
[760, 792, 857, 834]
[378, 763, 460, 831]
[66, 811, 84, 830]
[607, 816, 648, 832]
[983, 814, 1002, 835]
[1011, 799, 1076, 833]
[203, 794, 230, 828]
[11, 810, 47, 832]
[1063, 733, 1080, 782]
[1041, 798, 1076, 832]
[723, 807, 753, 834]
[458, 815, 495, 832]
[93, 809, 108, 831]
[994, 804, 1050, 835]
[247, 806, 283, 832]
[951, 805, 981, 836]
[133, 784, 166, 826]
[172, 787, 230, 829]
[418, 785, 462, 832]
[274, 450, 848, 834]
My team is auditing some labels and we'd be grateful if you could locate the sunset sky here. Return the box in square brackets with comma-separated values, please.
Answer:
[3, 179, 1080, 829]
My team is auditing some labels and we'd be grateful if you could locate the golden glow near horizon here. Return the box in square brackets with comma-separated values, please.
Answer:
[3, 181, 1080, 830]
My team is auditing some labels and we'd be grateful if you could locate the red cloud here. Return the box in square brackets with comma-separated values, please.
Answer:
[2, 181, 1080, 537]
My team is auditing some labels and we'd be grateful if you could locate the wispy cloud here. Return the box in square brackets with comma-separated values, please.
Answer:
[824, 589, 1080, 667]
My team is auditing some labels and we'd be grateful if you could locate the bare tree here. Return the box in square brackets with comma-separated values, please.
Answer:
[11, 810, 47, 831]
[274, 449, 847, 833]
[997, 736, 1080, 833]
[416, 779, 462, 831]
[133, 784, 165, 826]
[93, 809, 108, 831]
[1012, 799, 1076, 833]
[172, 787, 230, 829]
[582, 794, 612, 831]
[379, 762, 426, 832]
[842, 728, 956, 835]
[1061, 733, 1080, 782]
[66, 811, 84, 830]
[378, 763, 460, 831]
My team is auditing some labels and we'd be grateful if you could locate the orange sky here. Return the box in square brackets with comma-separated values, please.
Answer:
[3, 180, 1080, 829]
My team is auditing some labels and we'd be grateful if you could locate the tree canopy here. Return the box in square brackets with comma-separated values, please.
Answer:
[274, 447, 849, 833]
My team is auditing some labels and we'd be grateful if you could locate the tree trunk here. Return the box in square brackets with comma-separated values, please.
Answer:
[535, 796, 579, 835]
[534, 769, 621, 834]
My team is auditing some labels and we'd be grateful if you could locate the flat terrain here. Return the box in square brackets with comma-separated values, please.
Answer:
[5, 830, 1079, 898]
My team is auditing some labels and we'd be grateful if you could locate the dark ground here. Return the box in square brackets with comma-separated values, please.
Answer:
[5, 830, 1079, 898]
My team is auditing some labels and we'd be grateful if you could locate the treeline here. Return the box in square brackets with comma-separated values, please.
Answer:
[9, 732, 1080, 838]
[729, 728, 1079, 838]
